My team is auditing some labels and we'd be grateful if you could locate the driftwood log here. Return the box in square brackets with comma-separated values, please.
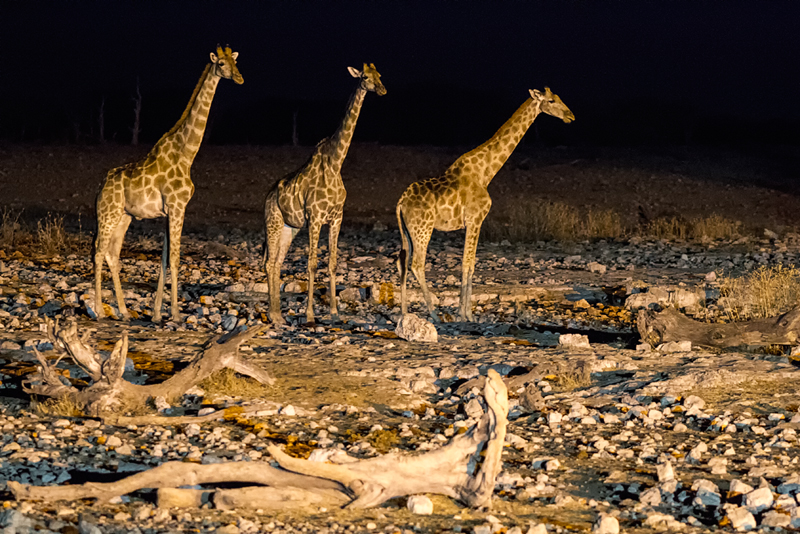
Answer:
[23, 319, 273, 416]
[637, 306, 800, 349]
[10, 369, 509, 510]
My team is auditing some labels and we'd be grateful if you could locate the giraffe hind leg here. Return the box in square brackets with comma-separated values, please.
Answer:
[328, 217, 342, 323]
[408, 225, 439, 323]
[305, 220, 323, 325]
[106, 214, 133, 319]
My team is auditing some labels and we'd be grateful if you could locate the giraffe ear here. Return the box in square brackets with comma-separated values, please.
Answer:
[210, 52, 219, 63]
[348, 66, 362, 78]
[231, 52, 239, 61]
[529, 89, 544, 100]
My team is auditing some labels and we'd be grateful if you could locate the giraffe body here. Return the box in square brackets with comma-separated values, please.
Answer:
[264, 63, 386, 325]
[397, 87, 574, 322]
[94, 46, 243, 322]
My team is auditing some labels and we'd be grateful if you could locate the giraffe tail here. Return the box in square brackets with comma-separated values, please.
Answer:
[396, 202, 411, 313]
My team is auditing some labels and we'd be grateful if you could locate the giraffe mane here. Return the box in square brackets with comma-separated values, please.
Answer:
[158, 63, 213, 142]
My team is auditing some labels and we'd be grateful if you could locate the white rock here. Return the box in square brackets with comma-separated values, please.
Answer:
[587, 262, 607, 274]
[726, 506, 756, 531]
[280, 405, 296, 416]
[79, 520, 103, 534]
[526, 525, 547, 534]
[558, 333, 591, 350]
[761, 510, 791, 528]
[657, 341, 692, 353]
[105, 435, 122, 447]
[464, 398, 484, 419]
[683, 395, 705, 409]
[407, 494, 433, 515]
[592, 514, 619, 534]
[657, 461, 675, 482]
[743, 486, 774, 513]
[729, 479, 755, 495]
[547, 412, 563, 424]
[639, 487, 661, 506]
[708, 457, 728, 475]
[395, 314, 438, 343]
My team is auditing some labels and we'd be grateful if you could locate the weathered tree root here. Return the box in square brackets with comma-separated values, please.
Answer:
[637, 306, 800, 349]
[23, 319, 273, 416]
[10, 369, 509, 510]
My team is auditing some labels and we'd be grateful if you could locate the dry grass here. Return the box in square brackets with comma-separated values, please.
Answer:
[643, 214, 741, 241]
[483, 200, 624, 243]
[35, 213, 68, 255]
[199, 368, 274, 399]
[718, 264, 800, 321]
[31, 394, 84, 417]
[0, 208, 26, 248]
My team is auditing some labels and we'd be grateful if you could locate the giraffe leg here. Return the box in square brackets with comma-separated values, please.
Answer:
[459, 221, 482, 322]
[94, 210, 125, 320]
[305, 219, 323, 325]
[409, 226, 439, 322]
[152, 220, 169, 323]
[168, 212, 186, 322]
[265, 202, 295, 324]
[106, 214, 133, 320]
[397, 208, 411, 315]
[327, 216, 342, 323]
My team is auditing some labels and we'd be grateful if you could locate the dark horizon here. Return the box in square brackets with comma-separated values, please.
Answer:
[3, 2, 800, 148]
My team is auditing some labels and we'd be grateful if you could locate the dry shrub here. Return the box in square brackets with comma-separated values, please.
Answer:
[483, 200, 624, 243]
[718, 264, 800, 321]
[643, 214, 741, 241]
[553, 361, 593, 392]
[199, 368, 273, 399]
[0, 208, 25, 248]
[36, 213, 67, 255]
[32, 394, 84, 417]
[691, 214, 741, 240]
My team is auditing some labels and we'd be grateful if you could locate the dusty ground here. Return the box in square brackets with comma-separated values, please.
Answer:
[2, 143, 800, 534]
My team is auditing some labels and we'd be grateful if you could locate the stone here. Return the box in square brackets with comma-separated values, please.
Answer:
[657, 341, 692, 353]
[683, 395, 705, 410]
[726, 506, 756, 531]
[519, 384, 545, 412]
[407, 495, 433, 515]
[592, 514, 619, 534]
[639, 486, 661, 506]
[587, 261, 607, 274]
[79, 520, 103, 534]
[657, 461, 675, 482]
[743, 486, 774, 513]
[395, 314, 438, 343]
[0, 509, 33, 530]
[708, 457, 728, 475]
[729, 479, 755, 495]
[558, 333, 591, 350]
[464, 398, 484, 419]
[761, 510, 791, 528]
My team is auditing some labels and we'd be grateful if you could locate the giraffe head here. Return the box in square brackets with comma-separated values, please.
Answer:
[210, 45, 244, 85]
[529, 87, 574, 123]
[347, 63, 387, 96]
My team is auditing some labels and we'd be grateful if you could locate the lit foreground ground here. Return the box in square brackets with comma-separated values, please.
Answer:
[2, 144, 800, 533]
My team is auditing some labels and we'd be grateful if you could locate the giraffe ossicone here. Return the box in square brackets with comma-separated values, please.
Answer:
[396, 86, 574, 322]
[263, 63, 386, 325]
[94, 46, 243, 322]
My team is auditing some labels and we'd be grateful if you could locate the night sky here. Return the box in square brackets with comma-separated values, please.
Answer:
[3, 1, 799, 146]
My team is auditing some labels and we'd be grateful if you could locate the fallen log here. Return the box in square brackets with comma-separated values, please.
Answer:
[10, 369, 509, 510]
[23, 319, 273, 416]
[637, 306, 800, 349]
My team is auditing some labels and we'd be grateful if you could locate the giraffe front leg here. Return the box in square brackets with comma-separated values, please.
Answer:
[305, 220, 323, 325]
[107, 214, 133, 320]
[94, 210, 124, 320]
[167, 213, 185, 322]
[328, 216, 342, 323]
[459, 220, 482, 322]
[152, 221, 169, 322]
[409, 226, 439, 322]
[267, 224, 296, 325]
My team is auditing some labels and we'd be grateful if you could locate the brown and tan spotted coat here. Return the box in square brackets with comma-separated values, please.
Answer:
[264, 63, 386, 324]
[94, 46, 243, 322]
[396, 87, 575, 322]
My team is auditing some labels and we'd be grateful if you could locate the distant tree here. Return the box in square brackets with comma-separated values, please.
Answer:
[98, 97, 106, 143]
[131, 77, 142, 146]
[292, 110, 299, 146]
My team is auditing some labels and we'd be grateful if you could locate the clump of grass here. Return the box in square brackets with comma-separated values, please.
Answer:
[36, 213, 68, 255]
[552, 361, 593, 392]
[199, 368, 273, 399]
[32, 394, 84, 417]
[368, 428, 400, 453]
[0, 208, 25, 249]
[643, 214, 741, 241]
[718, 264, 800, 321]
[483, 200, 624, 243]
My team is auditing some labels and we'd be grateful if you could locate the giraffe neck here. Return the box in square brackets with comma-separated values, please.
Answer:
[156, 64, 221, 163]
[456, 97, 542, 189]
[324, 84, 367, 175]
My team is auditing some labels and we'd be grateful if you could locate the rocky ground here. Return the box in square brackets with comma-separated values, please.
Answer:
[2, 144, 800, 533]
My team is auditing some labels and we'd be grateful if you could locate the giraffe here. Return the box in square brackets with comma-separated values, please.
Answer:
[94, 46, 243, 322]
[264, 63, 386, 325]
[396, 87, 574, 322]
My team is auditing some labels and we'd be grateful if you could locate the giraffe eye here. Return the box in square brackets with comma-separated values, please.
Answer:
[218, 62, 225, 67]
